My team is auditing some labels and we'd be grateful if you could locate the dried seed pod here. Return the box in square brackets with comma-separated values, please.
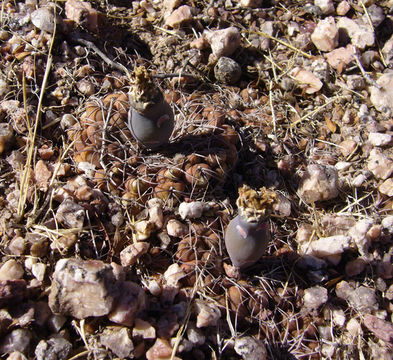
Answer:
[219, 124, 239, 145]
[185, 163, 211, 187]
[125, 177, 150, 196]
[227, 286, 248, 318]
[156, 167, 183, 183]
[127, 67, 174, 149]
[175, 236, 203, 262]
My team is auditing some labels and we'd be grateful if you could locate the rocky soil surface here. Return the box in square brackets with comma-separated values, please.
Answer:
[1, 0, 393, 359]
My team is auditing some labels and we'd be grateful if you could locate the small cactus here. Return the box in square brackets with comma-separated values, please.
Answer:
[225, 185, 276, 268]
[127, 66, 174, 149]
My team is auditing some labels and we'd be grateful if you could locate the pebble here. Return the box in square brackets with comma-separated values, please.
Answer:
[346, 318, 362, 337]
[339, 138, 357, 157]
[0, 79, 8, 97]
[166, 219, 188, 237]
[303, 285, 328, 310]
[234, 336, 267, 360]
[379, 179, 393, 196]
[120, 242, 150, 267]
[186, 322, 205, 345]
[312, 18, 338, 52]
[55, 199, 85, 229]
[370, 73, 393, 117]
[0, 259, 24, 281]
[31, 7, 61, 33]
[337, 17, 375, 50]
[314, 0, 334, 14]
[65, 0, 100, 33]
[214, 57, 242, 85]
[203, 27, 241, 61]
[325, 44, 355, 70]
[299, 235, 351, 259]
[382, 35, 393, 68]
[179, 201, 206, 219]
[298, 164, 339, 203]
[382, 215, 393, 233]
[368, 132, 392, 147]
[165, 5, 194, 28]
[352, 173, 367, 187]
[0, 280, 26, 307]
[349, 218, 373, 257]
[367, 149, 393, 180]
[336, 0, 350, 15]
[35, 335, 72, 360]
[363, 4, 385, 27]
[132, 318, 156, 340]
[0, 123, 14, 155]
[332, 308, 346, 326]
[336, 281, 378, 312]
[290, 67, 323, 94]
[100, 326, 134, 359]
[363, 314, 393, 343]
[239, 0, 263, 7]
[193, 299, 221, 328]
[146, 338, 180, 360]
[34, 160, 52, 192]
[345, 258, 367, 277]
[335, 161, 351, 171]
[76, 79, 95, 96]
[0, 329, 32, 355]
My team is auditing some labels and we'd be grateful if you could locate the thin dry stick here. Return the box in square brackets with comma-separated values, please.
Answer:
[352, 46, 381, 89]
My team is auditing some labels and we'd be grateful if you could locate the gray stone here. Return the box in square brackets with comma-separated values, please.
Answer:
[0, 329, 32, 355]
[100, 326, 134, 359]
[35, 336, 72, 360]
[214, 57, 242, 85]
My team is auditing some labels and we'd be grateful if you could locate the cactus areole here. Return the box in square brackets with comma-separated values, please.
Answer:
[127, 66, 174, 149]
[225, 185, 277, 268]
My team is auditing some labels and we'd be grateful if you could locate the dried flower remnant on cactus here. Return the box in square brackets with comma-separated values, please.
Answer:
[128, 66, 163, 113]
[236, 185, 277, 222]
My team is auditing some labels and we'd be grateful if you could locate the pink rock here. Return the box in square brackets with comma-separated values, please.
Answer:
[311, 17, 338, 52]
[203, 27, 241, 60]
[34, 160, 52, 192]
[379, 178, 393, 196]
[0, 259, 24, 281]
[370, 73, 393, 117]
[364, 314, 393, 343]
[325, 45, 355, 70]
[337, 17, 374, 50]
[165, 5, 194, 28]
[100, 327, 134, 359]
[303, 285, 328, 310]
[382, 35, 393, 67]
[239, 0, 263, 7]
[65, 0, 101, 32]
[290, 67, 323, 94]
[336, 1, 350, 15]
[146, 338, 180, 360]
[193, 299, 221, 328]
[367, 149, 393, 180]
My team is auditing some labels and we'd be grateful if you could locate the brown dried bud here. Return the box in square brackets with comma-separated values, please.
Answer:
[185, 163, 211, 187]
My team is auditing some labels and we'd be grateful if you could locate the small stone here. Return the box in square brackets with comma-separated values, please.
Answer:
[298, 164, 339, 203]
[55, 199, 85, 229]
[337, 17, 375, 50]
[108, 280, 146, 326]
[147, 199, 164, 229]
[380, 179, 393, 196]
[364, 314, 393, 343]
[76, 79, 95, 96]
[31, 7, 62, 33]
[165, 5, 194, 28]
[234, 336, 267, 360]
[0, 79, 8, 97]
[303, 285, 328, 311]
[382, 216, 393, 233]
[332, 308, 346, 326]
[186, 322, 205, 345]
[0, 123, 14, 155]
[34, 160, 52, 191]
[290, 67, 323, 94]
[299, 235, 351, 260]
[214, 57, 242, 85]
[166, 219, 188, 237]
[363, 4, 385, 27]
[344, 75, 365, 90]
[47, 315, 67, 333]
[0, 260, 24, 281]
[314, 0, 334, 14]
[325, 45, 355, 70]
[31, 263, 46, 282]
[382, 35, 393, 68]
[100, 326, 134, 359]
[48, 258, 119, 319]
[132, 318, 156, 340]
[345, 258, 367, 277]
[335, 161, 351, 171]
[35, 335, 72, 360]
[146, 338, 180, 360]
[203, 27, 241, 60]
[339, 139, 357, 157]
[65, 0, 101, 32]
[239, 0, 263, 7]
[349, 219, 373, 257]
[336, 281, 378, 312]
[336, 0, 350, 15]
[370, 73, 393, 117]
[0, 280, 26, 307]
[311, 17, 338, 52]
[178, 201, 205, 219]
[120, 242, 150, 267]
[0, 329, 32, 355]
[5, 351, 27, 360]
[346, 318, 362, 337]
[367, 149, 393, 180]
[193, 299, 221, 328]
[368, 132, 392, 147]
[352, 173, 367, 187]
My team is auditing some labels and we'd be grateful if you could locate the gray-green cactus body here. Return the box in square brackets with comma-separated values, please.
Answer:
[225, 214, 270, 268]
[128, 101, 174, 149]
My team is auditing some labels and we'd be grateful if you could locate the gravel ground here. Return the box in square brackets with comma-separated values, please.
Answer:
[1, 0, 393, 359]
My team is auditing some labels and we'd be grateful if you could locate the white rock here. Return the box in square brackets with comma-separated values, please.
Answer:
[132, 318, 156, 340]
[31, 263, 46, 282]
[203, 27, 241, 60]
[303, 285, 328, 310]
[332, 308, 346, 326]
[382, 35, 393, 67]
[120, 242, 150, 267]
[337, 17, 375, 50]
[379, 178, 393, 196]
[382, 215, 393, 233]
[346, 318, 362, 337]
[234, 336, 267, 360]
[290, 67, 323, 94]
[314, 0, 334, 15]
[165, 5, 194, 28]
[55, 199, 85, 229]
[367, 149, 393, 180]
[349, 219, 373, 257]
[239, 0, 263, 7]
[352, 173, 367, 187]
[325, 44, 355, 70]
[100, 326, 134, 359]
[166, 219, 188, 237]
[0, 259, 24, 281]
[298, 164, 339, 203]
[335, 161, 351, 171]
[299, 235, 351, 258]
[179, 201, 205, 219]
[368, 132, 392, 146]
[370, 73, 393, 117]
[336, 0, 350, 15]
[193, 299, 221, 328]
